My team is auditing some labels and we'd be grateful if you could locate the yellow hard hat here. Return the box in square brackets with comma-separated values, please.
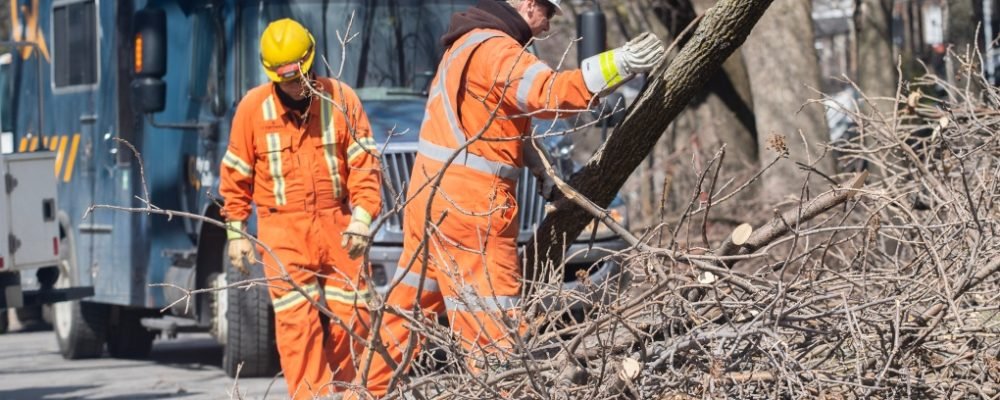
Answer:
[259, 18, 316, 83]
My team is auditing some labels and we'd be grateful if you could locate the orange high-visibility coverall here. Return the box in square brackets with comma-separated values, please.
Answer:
[220, 77, 381, 399]
[356, 28, 594, 397]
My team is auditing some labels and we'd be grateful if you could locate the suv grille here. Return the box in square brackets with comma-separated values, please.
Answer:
[380, 150, 547, 236]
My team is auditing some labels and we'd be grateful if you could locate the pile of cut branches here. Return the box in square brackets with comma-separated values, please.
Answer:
[385, 67, 1000, 400]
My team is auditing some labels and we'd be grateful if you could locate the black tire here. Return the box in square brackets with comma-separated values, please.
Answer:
[15, 305, 48, 331]
[53, 234, 108, 359]
[0, 310, 9, 334]
[106, 307, 156, 359]
[222, 255, 279, 378]
[54, 300, 108, 359]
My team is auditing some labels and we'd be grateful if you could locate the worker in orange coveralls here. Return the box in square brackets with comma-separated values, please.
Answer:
[219, 18, 381, 399]
[352, 0, 664, 397]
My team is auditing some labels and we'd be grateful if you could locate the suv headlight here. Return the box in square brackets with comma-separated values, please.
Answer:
[574, 201, 627, 242]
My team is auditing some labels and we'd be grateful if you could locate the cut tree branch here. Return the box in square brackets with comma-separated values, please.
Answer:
[527, 0, 777, 281]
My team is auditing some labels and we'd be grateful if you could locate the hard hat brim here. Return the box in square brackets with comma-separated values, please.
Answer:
[543, 0, 563, 15]
[264, 47, 314, 82]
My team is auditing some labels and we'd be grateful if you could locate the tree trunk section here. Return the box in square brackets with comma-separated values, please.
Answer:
[741, 0, 835, 205]
[856, 0, 898, 100]
[946, 0, 984, 90]
[528, 0, 776, 274]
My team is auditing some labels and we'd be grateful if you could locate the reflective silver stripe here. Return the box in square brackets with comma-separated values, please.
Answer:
[222, 150, 252, 177]
[324, 285, 372, 307]
[347, 137, 378, 162]
[427, 84, 440, 102]
[437, 32, 500, 146]
[266, 133, 287, 206]
[273, 283, 320, 313]
[417, 138, 520, 181]
[262, 95, 278, 121]
[320, 96, 343, 198]
[392, 268, 440, 292]
[516, 61, 551, 112]
[444, 295, 520, 312]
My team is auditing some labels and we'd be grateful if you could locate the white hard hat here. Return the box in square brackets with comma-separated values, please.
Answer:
[542, 0, 563, 15]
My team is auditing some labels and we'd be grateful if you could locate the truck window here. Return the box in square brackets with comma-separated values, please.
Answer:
[52, 0, 98, 89]
[189, 9, 218, 102]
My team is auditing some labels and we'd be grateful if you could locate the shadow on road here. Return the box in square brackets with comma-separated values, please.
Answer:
[149, 335, 225, 370]
[0, 385, 189, 399]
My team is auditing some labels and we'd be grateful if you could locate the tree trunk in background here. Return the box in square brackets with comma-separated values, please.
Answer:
[615, 0, 759, 235]
[853, 0, 897, 180]
[946, 0, 984, 89]
[742, 0, 835, 206]
[529, 0, 775, 272]
[656, 0, 758, 229]
[856, 0, 898, 100]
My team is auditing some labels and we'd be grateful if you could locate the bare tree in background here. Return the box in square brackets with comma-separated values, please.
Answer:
[946, 0, 985, 86]
[742, 0, 835, 206]
[635, 0, 760, 233]
[856, 0, 897, 99]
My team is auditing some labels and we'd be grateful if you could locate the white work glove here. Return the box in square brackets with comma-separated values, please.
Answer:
[341, 207, 372, 260]
[225, 221, 255, 275]
[580, 31, 666, 95]
[522, 139, 557, 201]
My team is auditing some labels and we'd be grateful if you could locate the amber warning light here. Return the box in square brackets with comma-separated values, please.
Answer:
[134, 33, 143, 74]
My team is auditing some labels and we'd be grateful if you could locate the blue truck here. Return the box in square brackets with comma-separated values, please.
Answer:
[0, 0, 628, 377]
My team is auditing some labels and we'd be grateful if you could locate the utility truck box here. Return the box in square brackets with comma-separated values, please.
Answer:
[0, 151, 60, 271]
[0, 151, 82, 310]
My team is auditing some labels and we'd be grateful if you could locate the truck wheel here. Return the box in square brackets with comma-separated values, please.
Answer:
[106, 307, 156, 359]
[0, 310, 9, 333]
[53, 235, 108, 359]
[54, 300, 108, 359]
[222, 255, 279, 378]
[15, 305, 48, 331]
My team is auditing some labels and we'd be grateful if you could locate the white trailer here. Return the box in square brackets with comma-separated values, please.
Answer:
[0, 151, 92, 329]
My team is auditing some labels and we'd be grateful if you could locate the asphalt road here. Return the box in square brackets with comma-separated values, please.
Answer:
[0, 315, 288, 400]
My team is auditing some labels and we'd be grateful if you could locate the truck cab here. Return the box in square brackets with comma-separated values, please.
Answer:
[3, 0, 628, 376]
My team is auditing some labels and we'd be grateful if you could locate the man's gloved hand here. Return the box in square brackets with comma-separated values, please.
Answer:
[580, 31, 666, 94]
[225, 221, 255, 274]
[620, 32, 666, 75]
[341, 207, 372, 260]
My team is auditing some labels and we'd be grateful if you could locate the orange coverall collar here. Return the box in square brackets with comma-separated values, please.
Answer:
[268, 80, 326, 123]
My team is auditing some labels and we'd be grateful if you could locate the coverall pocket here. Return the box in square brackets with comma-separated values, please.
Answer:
[491, 189, 519, 236]
[256, 133, 294, 176]
[256, 131, 291, 148]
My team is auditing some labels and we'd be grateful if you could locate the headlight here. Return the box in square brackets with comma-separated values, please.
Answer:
[574, 203, 627, 242]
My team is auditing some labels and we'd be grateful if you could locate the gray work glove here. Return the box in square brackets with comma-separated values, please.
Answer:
[619, 31, 666, 75]
[341, 207, 372, 260]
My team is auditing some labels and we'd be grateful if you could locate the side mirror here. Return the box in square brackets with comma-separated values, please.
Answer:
[576, 7, 607, 65]
[131, 7, 167, 114]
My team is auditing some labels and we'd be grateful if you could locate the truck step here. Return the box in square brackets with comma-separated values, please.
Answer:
[140, 316, 207, 339]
